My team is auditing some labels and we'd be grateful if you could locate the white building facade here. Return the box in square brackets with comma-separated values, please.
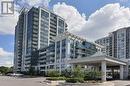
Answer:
[37, 32, 99, 74]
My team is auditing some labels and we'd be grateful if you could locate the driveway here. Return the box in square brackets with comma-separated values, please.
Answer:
[0, 76, 130, 86]
[110, 80, 130, 86]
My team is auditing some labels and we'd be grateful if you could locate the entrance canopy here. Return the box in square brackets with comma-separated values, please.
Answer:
[68, 52, 127, 66]
[68, 52, 127, 81]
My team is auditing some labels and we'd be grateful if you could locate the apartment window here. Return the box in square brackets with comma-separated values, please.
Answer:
[62, 49, 66, 58]
[62, 39, 66, 47]
[58, 19, 64, 27]
[57, 41, 60, 48]
[51, 13, 57, 19]
[70, 40, 75, 48]
[41, 10, 49, 18]
[58, 28, 64, 34]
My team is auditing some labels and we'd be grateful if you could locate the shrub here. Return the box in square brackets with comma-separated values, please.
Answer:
[65, 66, 84, 83]
[84, 70, 101, 80]
[66, 78, 84, 83]
[72, 66, 84, 78]
[47, 70, 60, 77]
[46, 77, 66, 81]
[61, 69, 73, 78]
[66, 78, 77, 83]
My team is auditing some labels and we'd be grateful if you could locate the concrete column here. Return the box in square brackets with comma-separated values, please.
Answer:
[111, 68, 114, 79]
[71, 64, 74, 71]
[59, 40, 62, 74]
[125, 65, 129, 79]
[120, 65, 124, 80]
[101, 61, 106, 81]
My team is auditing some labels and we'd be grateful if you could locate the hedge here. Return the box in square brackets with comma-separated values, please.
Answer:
[47, 70, 60, 77]
[46, 77, 66, 81]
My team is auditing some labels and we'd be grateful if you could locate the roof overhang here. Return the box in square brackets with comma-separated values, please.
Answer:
[68, 55, 127, 66]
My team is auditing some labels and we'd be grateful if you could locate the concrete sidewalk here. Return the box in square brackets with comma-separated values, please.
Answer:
[110, 80, 130, 86]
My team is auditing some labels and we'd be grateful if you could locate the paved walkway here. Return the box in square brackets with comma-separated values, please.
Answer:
[110, 80, 130, 86]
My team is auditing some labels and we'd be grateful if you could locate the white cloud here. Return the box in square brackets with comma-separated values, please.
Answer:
[0, 0, 18, 35]
[14, 0, 51, 9]
[0, 12, 19, 35]
[0, 48, 13, 57]
[0, 61, 13, 67]
[80, 3, 130, 41]
[53, 3, 130, 41]
[53, 2, 86, 33]
[0, 48, 13, 67]
[4, 61, 13, 67]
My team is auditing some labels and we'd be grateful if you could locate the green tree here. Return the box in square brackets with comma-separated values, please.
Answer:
[0, 66, 11, 74]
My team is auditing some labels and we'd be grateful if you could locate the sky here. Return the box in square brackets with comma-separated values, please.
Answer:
[0, 0, 130, 67]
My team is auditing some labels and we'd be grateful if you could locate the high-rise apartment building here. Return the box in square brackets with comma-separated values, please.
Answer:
[14, 10, 27, 72]
[95, 27, 130, 78]
[95, 36, 111, 56]
[14, 7, 67, 72]
[110, 27, 130, 59]
[95, 27, 130, 60]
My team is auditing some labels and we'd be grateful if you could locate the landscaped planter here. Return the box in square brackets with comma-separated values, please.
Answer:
[59, 82, 114, 86]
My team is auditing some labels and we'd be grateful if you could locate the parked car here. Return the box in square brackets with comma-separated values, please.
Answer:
[106, 73, 113, 80]
[7, 73, 24, 77]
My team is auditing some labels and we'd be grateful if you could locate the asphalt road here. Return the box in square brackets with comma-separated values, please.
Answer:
[0, 76, 48, 86]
